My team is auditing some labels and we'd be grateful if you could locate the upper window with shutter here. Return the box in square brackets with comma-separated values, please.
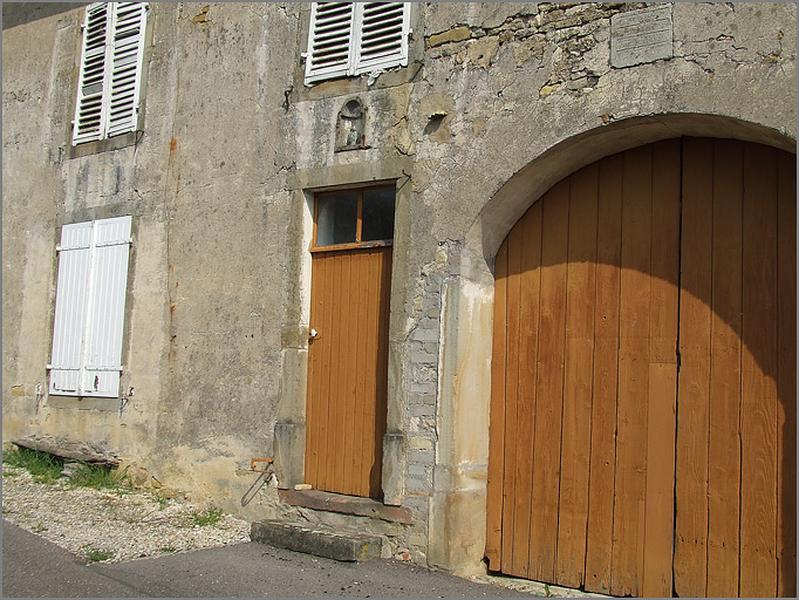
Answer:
[304, 2, 411, 85]
[48, 216, 133, 398]
[73, 2, 148, 145]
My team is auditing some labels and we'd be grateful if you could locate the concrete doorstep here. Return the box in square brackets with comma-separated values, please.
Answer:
[250, 519, 382, 562]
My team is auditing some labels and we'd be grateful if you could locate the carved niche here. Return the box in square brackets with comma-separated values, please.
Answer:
[335, 97, 368, 152]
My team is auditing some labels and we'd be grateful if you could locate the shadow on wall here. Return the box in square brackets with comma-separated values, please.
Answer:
[2, 3, 86, 30]
[473, 113, 796, 263]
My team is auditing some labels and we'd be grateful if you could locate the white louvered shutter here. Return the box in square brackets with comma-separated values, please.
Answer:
[354, 2, 410, 74]
[305, 2, 356, 83]
[49, 216, 132, 398]
[73, 3, 111, 144]
[50, 222, 94, 393]
[82, 216, 132, 397]
[106, 2, 147, 137]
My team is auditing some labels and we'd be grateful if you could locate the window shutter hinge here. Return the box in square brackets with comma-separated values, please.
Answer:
[55, 244, 62, 252]
[46, 364, 53, 370]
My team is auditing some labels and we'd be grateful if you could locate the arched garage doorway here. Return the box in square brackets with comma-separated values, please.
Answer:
[485, 138, 795, 597]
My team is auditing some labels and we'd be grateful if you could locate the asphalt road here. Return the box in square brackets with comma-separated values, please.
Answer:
[2, 520, 533, 598]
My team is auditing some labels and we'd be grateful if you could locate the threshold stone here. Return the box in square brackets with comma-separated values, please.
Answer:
[250, 520, 382, 562]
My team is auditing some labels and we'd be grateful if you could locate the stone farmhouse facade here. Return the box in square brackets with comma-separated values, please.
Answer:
[3, 2, 796, 597]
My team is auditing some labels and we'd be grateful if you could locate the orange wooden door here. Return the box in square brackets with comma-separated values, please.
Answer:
[486, 138, 796, 597]
[305, 246, 392, 498]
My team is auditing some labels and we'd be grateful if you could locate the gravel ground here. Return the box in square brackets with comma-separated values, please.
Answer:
[2, 464, 250, 564]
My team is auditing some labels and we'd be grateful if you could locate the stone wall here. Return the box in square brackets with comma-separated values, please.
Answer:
[3, 1, 795, 574]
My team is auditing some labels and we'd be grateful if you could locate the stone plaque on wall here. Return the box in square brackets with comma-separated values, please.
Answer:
[610, 5, 673, 69]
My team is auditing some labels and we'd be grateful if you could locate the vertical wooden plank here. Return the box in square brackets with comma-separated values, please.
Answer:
[584, 153, 623, 595]
[311, 253, 327, 490]
[486, 240, 508, 570]
[305, 253, 323, 487]
[329, 253, 345, 491]
[356, 250, 375, 495]
[309, 253, 334, 489]
[359, 249, 380, 497]
[318, 254, 336, 489]
[500, 223, 523, 572]
[527, 179, 569, 584]
[610, 145, 652, 597]
[641, 139, 681, 597]
[366, 249, 382, 497]
[674, 138, 713, 598]
[354, 251, 369, 496]
[705, 139, 744, 597]
[319, 253, 335, 486]
[740, 143, 779, 598]
[510, 202, 543, 577]
[352, 253, 371, 495]
[335, 252, 351, 493]
[323, 253, 344, 492]
[342, 251, 360, 493]
[344, 253, 358, 491]
[556, 163, 598, 588]
[372, 248, 391, 497]
[776, 150, 796, 598]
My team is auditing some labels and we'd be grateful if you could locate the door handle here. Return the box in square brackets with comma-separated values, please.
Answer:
[309, 327, 319, 341]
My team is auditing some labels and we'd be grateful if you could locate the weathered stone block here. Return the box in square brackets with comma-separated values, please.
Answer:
[410, 327, 438, 342]
[273, 421, 305, 489]
[427, 26, 472, 48]
[382, 431, 407, 506]
[411, 403, 435, 417]
[465, 36, 500, 68]
[410, 381, 436, 394]
[408, 463, 428, 477]
[408, 449, 435, 466]
[251, 520, 382, 562]
[409, 436, 434, 452]
[406, 474, 433, 493]
[611, 4, 673, 68]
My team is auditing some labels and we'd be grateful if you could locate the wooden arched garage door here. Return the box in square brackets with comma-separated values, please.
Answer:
[485, 138, 795, 598]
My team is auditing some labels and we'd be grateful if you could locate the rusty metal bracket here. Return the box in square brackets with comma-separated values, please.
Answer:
[249, 457, 274, 473]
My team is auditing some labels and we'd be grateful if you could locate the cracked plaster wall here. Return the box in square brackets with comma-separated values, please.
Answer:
[3, 1, 795, 572]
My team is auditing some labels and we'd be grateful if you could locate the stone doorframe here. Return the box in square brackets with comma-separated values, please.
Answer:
[427, 114, 796, 574]
[273, 157, 414, 507]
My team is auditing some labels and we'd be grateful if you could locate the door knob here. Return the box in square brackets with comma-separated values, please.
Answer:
[309, 327, 319, 340]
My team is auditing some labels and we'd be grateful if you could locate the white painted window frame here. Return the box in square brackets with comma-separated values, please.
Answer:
[72, 1, 148, 145]
[48, 216, 133, 398]
[304, 2, 411, 85]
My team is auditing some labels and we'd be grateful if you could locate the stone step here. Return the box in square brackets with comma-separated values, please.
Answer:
[250, 520, 382, 562]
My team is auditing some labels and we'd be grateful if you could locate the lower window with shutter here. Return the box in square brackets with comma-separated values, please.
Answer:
[48, 216, 132, 398]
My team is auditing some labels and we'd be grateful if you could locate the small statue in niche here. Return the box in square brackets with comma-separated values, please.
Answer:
[335, 98, 367, 152]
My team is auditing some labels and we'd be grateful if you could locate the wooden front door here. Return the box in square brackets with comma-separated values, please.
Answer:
[486, 139, 796, 597]
[305, 186, 394, 498]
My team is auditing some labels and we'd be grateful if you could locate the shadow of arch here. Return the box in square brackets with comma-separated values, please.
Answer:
[468, 113, 795, 262]
[481, 128, 795, 596]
